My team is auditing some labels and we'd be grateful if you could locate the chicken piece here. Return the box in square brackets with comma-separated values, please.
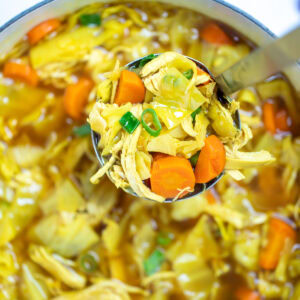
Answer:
[225, 148, 275, 170]
[88, 102, 107, 136]
[135, 150, 152, 180]
[181, 115, 197, 137]
[29, 245, 86, 289]
[198, 81, 216, 98]
[194, 111, 209, 147]
[143, 67, 168, 95]
[208, 99, 239, 138]
[121, 106, 165, 202]
[203, 204, 267, 229]
[110, 165, 129, 189]
[54, 279, 148, 300]
[101, 5, 147, 27]
[108, 60, 121, 104]
[90, 138, 124, 184]
[226, 170, 245, 181]
[226, 123, 253, 152]
[96, 79, 112, 103]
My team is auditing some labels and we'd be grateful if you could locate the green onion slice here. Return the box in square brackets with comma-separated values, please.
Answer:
[183, 69, 194, 80]
[191, 106, 202, 122]
[143, 249, 165, 276]
[139, 54, 157, 67]
[73, 123, 91, 137]
[157, 232, 173, 246]
[189, 151, 200, 167]
[141, 108, 162, 137]
[79, 253, 98, 273]
[79, 14, 101, 26]
[119, 111, 140, 134]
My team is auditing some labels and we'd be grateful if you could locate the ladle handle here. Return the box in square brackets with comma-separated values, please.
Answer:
[216, 26, 300, 95]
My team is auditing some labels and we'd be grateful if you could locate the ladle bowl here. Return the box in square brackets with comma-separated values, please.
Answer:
[91, 54, 240, 203]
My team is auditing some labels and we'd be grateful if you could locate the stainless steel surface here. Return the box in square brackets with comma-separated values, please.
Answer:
[216, 26, 300, 95]
[91, 55, 236, 202]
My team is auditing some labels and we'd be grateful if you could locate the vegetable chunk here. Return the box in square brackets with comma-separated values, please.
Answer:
[64, 77, 94, 119]
[201, 23, 232, 45]
[259, 217, 296, 270]
[195, 135, 225, 183]
[3, 62, 39, 86]
[27, 18, 61, 45]
[150, 155, 195, 198]
[115, 70, 145, 105]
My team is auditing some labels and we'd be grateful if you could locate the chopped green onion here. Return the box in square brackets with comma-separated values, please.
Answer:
[157, 232, 172, 246]
[191, 106, 202, 122]
[78, 254, 97, 273]
[141, 108, 162, 137]
[183, 69, 194, 80]
[139, 54, 157, 67]
[143, 249, 165, 276]
[190, 151, 200, 167]
[119, 111, 140, 134]
[73, 123, 91, 137]
[79, 14, 101, 26]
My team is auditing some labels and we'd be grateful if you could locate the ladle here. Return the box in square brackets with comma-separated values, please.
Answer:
[92, 26, 300, 203]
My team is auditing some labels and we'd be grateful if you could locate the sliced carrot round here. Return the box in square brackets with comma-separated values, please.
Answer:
[114, 70, 145, 105]
[3, 61, 39, 86]
[275, 109, 290, 132]
[63, 77, 94, 120]
[262, 102, 276, 134]
[150, 155, 195, 199]
[201, 22, 232, 45]
[152, 152, 168, 161]
[235, 287, 261, 300]
[259, 217, 296, 270]
[27, 18, 61, 45]
[269, 217, 296, 240]
[195, 135, 225, 183]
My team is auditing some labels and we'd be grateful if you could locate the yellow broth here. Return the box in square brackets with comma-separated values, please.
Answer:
[0, 2, 299, 299]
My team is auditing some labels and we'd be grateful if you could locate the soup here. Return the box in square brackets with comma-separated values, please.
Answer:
[0, 2, 299, 299]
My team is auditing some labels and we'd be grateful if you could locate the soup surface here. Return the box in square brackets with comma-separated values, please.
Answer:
[0, 2, 299, 299]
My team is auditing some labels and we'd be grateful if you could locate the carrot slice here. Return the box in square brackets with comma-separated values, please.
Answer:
[275, 109, 290, 132]
[201, 22, 232, 45]
[263, 102, 276, 134]
[150, 155, 195, 198]
[196, 67, 208, 76]
[195, 135, 225, 184]
[114, 70, 145, 105]
[152, 152, 168, 161]
[259, 217, 296, 270]
[63, 77, 94, 120]
[3, 61, 39, 86]
[27, 18, 61, 45]
[235, 287, 261, 300]
[205, 189, 218, 204]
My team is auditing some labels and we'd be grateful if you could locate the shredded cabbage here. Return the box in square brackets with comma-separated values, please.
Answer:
[32, 214, 99, 258]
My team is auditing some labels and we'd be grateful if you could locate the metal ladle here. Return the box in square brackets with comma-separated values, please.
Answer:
[92, 26, 300, 203]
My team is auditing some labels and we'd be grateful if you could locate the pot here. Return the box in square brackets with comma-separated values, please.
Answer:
[0, 0, 299, 94]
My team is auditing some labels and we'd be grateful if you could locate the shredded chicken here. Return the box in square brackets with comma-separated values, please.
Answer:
[54, 279, 148, 300]
[121, 106, 165, 202]
[29, 245, 86, 289]
[225, 148, 275, 169]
